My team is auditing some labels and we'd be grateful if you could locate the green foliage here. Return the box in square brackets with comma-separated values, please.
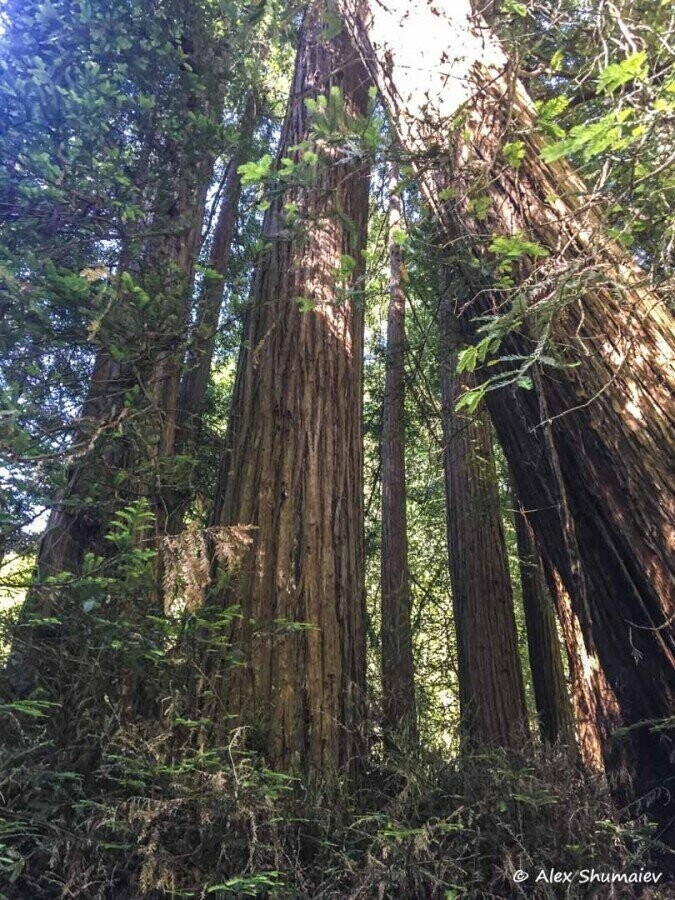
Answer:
[540, 108, 638, 163]
[502, 140, 526, 169]
[0, 655, 661, 900]
[295, 295, 316, 312]
[597, 50, 649, 94]
[0, 2, 672, 896]
[454, 384, 487, 415]
[488, 235, 550, 264]
[502, 0, 528, 17]
[488, 234, 550, 281]
[206, 872, 285, 895]
[456, 336, 501, 375]
[238, 153, 274, 186]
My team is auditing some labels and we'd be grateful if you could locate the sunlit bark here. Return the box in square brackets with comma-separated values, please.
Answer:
[512, 496, 575, 747]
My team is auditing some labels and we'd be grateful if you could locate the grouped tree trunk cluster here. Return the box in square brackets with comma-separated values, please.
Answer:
[338, 0, 674, 831]
[13, 0, 674, 838]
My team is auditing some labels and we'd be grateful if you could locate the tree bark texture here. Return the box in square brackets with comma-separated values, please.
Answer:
[439, 274, 528, 749]
[513, 496, 575, 747]
[209, 5, 371, 778]
[338, 0, 674, 819]
[380, 162, 417, 750]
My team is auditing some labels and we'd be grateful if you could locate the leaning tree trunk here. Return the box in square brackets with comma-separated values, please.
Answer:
[208, 5, 370, 779]
[338, 0, 674, 825]
[165, 97, 257, 537]
[512, 495, 575, 748]
[380, 161, 417, 751]
[439, 274, 528, 750]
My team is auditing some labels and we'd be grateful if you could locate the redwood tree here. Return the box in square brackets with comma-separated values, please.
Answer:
[380, 162, 417, 750]
[338, 0, 675, 821]
[208, 4, 371, 777]
[5, 10, 226, 694]
[541, 559, 621, 779]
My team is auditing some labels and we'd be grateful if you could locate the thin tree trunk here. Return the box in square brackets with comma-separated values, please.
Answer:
[380, 161, 417, 750]
[512, 494, 575, 747]
[338, 0, 674, 823]
[439, 272, 528, 749]
[207, 5, 371, 779]
[176, 95, 256, 455]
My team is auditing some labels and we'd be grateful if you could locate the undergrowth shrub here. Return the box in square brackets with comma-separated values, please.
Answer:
[1, 640, 666, 898]
[0, 515, 668, 898]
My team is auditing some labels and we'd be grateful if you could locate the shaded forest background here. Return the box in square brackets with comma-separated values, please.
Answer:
[0, 0, 673, 896]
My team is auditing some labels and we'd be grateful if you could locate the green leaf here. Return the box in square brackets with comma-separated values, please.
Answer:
[489, 234, 549, 260]
[502, 140, 526, 169]
[467, 195, 491, 221]
[550, 49, 565, 72]
[207, 872, 284, 895]
[337, 253, 357, 278]
[0, 700, 59, 718]
[295, 296, 315, 312]
[237, 154, 273, 187]
[457, 345, 478, 374]
[597, 51, 648, 94]
[541, 109, 636, 163]
[503, 0, 527, 16]
[455, 384, 486, 414]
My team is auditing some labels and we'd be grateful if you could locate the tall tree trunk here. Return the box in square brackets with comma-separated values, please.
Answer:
[439, 273, 528, 749]
[512, 495, 575, 747]
[338, 0, 674, 825]
[208, 5, 370, 779]
[380, 161, 417, 750]
[176, 94, 256, 456]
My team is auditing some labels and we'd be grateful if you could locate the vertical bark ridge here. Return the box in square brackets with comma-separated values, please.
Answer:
[176, 94, 257, 456]
[541, 560, 620, 778]
[512, 493, 575, 747]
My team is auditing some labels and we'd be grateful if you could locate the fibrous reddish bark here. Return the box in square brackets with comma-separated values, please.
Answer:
[439, 274, 528, 749]
[380, 162, 417, 750]
[338, 0, 674, 821]
[209, 5, 371, 778]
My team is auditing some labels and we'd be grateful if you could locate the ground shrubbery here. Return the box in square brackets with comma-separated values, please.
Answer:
[0, 595, 666, 899]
